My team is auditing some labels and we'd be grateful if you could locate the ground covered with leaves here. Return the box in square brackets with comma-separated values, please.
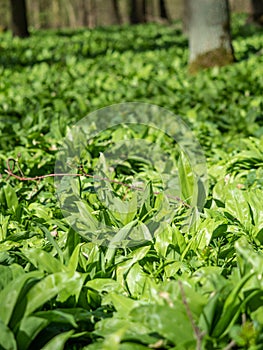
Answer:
[0, 15, 263, 350]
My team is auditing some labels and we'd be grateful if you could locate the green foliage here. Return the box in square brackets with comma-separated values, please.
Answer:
[0, 15, 263, 349]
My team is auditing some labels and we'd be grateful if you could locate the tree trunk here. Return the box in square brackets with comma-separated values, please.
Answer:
[80, 0, 89, 26]
[145, 0, 154, 21]
[183, 0, 190, 35]
[87, 0, 96, 28]
[27, 0, 40, 29]
[130, 0, 147, 24]
[159, 0, 170, 20]
[39, 0, 51, 29]
[248, 0, 263, 25]
[10, 0, 29, 38]
[111, 0, 122, 24]
[51, 0, 60, 28]
[188, 0, 235, 73]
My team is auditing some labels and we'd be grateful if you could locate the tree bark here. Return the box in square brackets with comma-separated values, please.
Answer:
[10, 0, 29, 38]
[188, 0, 235, 73]
[27, 0, 40, 29]
[51, 0, 60, 28]
[183, 0, 190, 35]
[159, 0, 170, 20]
[87, 0, 96, 28]
[39, 0, 51, 29]
[111, 0, 122, 24]
[80, 0, 89, 26]
[248, 0, 263, 25]
[130, 0, 147, 24]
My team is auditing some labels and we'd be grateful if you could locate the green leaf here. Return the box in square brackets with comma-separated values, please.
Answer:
[178, 152, 194, 206]
[35, 309, 78, 328]
[100, 326, 127, 350]
[94, 317, 154, 344]
[0, 214, 10, 241]
[235, 238, 263, 276]
[40, 330, 74, 350]
[16, 316, 49, 350]
[0, 271, 42, 325]
[25, 271, 85, 315]
[38, 224, 64, 263]
[86, 278, 123, 294]
[3, 184, 18, 212]
[103, 293, 138, 317]
[0, 319, 17, 350]
[67, 243, 84, 271]
[116, 245, 150, 282]
[154, 222, 173, 257]
[131, 303, 196, 346]
[28, 203, 52, 222]
[224, 186, 251, 229]
[110, 194, 137, 225]
[212, 272, 256, 337]
[0, 264, 24, 292]
[75, 201, 99, 231]
[199, 293, 221, 335]
[138, 182, 155, 219]
[246, 189, 263, 230]
[21, 248, 66, 273]
[108, 220, 138, 248]
[251, 306, 263, 324]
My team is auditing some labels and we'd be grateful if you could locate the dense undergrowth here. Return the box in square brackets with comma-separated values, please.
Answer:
[0, 14, 263, 350]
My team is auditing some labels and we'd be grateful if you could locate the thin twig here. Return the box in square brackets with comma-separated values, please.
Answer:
[2, 158, 191, 207]
[178, 280, 204, 350]
[223, 340, 236, 350]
